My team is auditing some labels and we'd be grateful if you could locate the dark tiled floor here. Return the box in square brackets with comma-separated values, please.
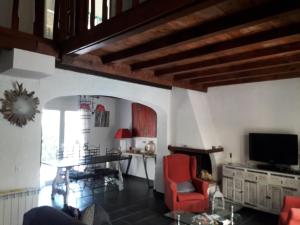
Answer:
[39, 176, 279, 225]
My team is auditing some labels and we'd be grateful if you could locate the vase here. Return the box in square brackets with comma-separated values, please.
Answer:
[145, 140, 156, 154]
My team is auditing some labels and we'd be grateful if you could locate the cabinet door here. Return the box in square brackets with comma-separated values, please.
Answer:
[234, 179, 244, 203]
[257, 183, 269, 209]
[269, 185, 282, 213]
[223, 177, 234, 200]
[282, 187, 298, 205]
[132, 103, 157, 137]
[244, 181, 257, 206]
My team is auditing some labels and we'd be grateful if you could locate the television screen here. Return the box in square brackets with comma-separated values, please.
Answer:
[249, 133, 298, 165]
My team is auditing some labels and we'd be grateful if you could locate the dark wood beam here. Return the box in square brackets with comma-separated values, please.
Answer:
[131, 25, 300, 70]
[174, 53, 300, 81]
[59, 54, 205, 91]
[61, 0, 226, 54]
[191, 63, 300, 84]
[156, 42, 300, 77]
[168, 145, 224, 154]
[101, 1, 300, 64]
[203, 71, 300, 89]
[11, 0, 19, 30]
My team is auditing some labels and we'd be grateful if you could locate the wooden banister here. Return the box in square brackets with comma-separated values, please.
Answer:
[11, 0, 19, 30]
[102, 0, 108, 22]
[90, 0, 95, 28]
[34, 0, 45, 37]
[116, 0, 123, 16]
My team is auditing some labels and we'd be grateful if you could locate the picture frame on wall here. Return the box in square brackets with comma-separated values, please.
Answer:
[95, 110, 110, 127]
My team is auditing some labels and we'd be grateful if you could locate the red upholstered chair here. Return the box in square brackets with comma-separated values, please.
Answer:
[279, 196, 300, 225]
[163, 154, 209, 212]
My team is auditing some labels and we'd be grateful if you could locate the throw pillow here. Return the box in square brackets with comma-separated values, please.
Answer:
[80, 204, 95, 225]
[177, 180, 196, 193]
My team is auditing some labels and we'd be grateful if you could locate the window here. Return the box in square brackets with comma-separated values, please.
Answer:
[41, 109, 60, 161]
[44, 0, 55, 39]
[64, 111, 84, 157]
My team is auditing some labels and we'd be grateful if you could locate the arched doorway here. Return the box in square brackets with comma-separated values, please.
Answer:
[40, 95, 159, 203]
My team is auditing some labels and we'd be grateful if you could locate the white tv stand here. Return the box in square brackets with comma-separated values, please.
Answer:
[222, 163, 300, 214]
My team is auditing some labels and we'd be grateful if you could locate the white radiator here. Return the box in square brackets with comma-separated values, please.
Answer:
[0, 188, 39, 225]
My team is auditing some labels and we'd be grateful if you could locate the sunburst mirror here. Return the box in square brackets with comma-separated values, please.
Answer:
[0, 82, 40, 127]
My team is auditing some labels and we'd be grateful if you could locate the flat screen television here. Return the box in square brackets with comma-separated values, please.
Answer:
[249, 133, 298, 165]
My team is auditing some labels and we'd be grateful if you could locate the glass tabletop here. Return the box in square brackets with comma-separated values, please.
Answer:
[165, 202, 242, 225]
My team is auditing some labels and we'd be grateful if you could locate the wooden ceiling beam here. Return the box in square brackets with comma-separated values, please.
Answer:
[155, 42, 300, 77]
[61, 0, 226, 55]
[203, 71, 300, 89]
[131, 25, 300, 70]
[174, 53, 300, 81]
[59, 54, 205, 92]
[101, 1, 300, 64]
[191, 63, 300, 84]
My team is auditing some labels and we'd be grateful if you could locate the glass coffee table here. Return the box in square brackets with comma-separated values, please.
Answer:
[165, 202, 242, 225]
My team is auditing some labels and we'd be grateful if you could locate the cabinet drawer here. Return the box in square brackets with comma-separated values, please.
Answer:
[223, 167, 235, 177]
[283, 178, 298, 189]
[245, 172, 257, 182]
[270, 176, 283, 186]
[235, 170, 245, 178]
[257, 174, 268, 183]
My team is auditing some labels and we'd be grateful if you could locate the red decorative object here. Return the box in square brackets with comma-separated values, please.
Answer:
[132, 103, 157, 137]
[95, 104, 105, 112]
[163, 154, 209, 212]
[80, 103, 90, 111]
[114, 128, 132, 139]
[279, 196, 300, 225]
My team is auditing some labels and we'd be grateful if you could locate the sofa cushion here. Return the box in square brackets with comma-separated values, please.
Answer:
[23, 204, 112, 225]
[176, 180, 196, 193]
[23, 206, 85, 225]
[177, 192, 206, 202]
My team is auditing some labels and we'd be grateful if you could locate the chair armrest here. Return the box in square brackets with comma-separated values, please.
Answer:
[192, 178, 209, 197]
[165, 178, 177, 205]
[282, 196, 300, 212]
[288, 208, 300, 223]
[166, 178, 177, 193]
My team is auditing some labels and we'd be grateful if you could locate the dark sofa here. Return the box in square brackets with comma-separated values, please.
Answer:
[23, 205, 111, 225]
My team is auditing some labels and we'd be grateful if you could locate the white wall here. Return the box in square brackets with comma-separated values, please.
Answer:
[0, 75, 41, 191]
[4, 49, 300, 194]
[38, 67, 171, 192]
[207, 78, 300, 168]
[88, 97, 119, 152]
[170, 87, 223, 180]
[0, 49, 171, 193]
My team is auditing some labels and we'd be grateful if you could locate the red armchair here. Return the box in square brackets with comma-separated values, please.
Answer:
[279, 196, 300, 225]
[163, 154, 209, 212]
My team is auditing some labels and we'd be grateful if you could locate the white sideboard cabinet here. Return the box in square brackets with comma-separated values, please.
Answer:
[222, 164, 300, 214]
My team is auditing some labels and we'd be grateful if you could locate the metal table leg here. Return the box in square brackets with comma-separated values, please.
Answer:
[125, 155, 132, 175]
[116, 161, 124, 191]
[143, 155, 153, 189]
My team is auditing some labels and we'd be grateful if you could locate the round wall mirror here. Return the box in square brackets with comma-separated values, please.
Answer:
[0, 82, 40, 127]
